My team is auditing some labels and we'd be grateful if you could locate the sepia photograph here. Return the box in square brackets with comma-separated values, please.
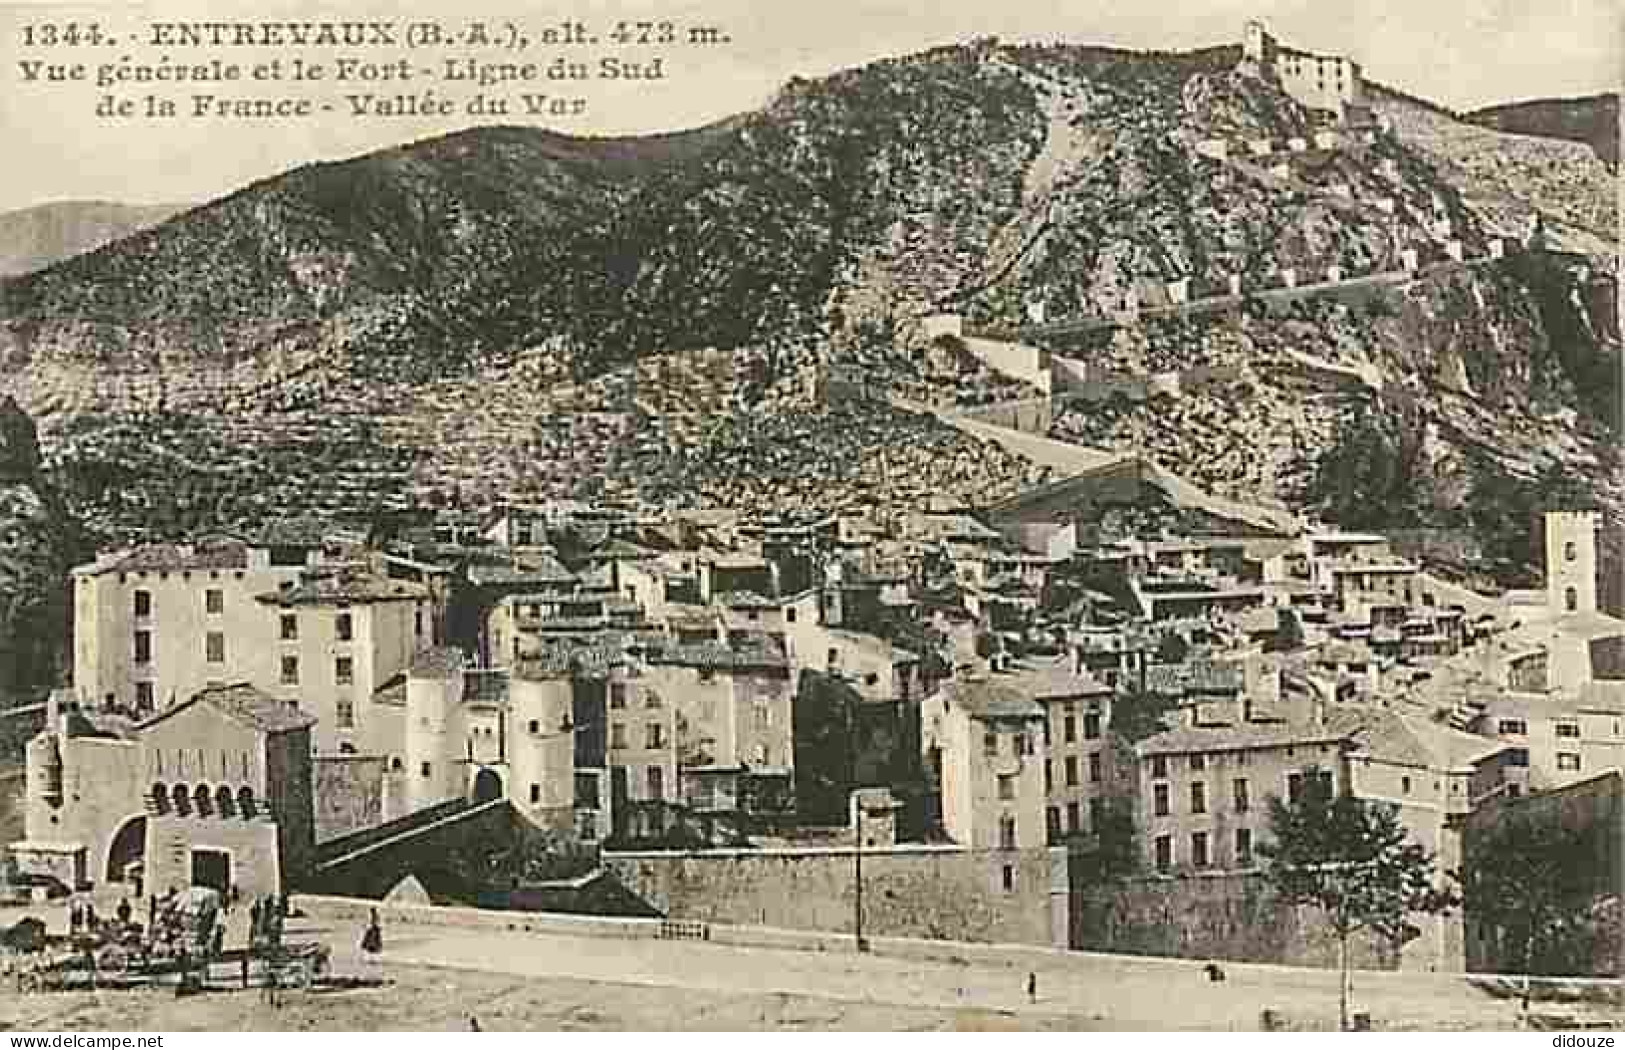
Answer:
[0, 0, 1620, 1034]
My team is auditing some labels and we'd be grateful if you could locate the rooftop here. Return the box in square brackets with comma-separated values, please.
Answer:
[260, 568, 429, 606]
[938, 678, 1046, 722]
[141, 682, 317, 736]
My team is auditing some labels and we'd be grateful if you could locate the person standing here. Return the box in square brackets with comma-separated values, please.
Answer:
[361, 908, 383, 957]
[1026, 971, 1037, 1003]
[116, 897, 132, 927]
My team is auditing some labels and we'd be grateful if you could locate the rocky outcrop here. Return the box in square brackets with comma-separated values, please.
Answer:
[0, 397, 74, 703]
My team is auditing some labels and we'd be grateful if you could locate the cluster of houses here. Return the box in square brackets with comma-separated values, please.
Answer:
[11, 459, 1621, 968]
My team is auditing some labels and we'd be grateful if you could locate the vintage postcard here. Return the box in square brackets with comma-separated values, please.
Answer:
[0, 0, 1619, 1034]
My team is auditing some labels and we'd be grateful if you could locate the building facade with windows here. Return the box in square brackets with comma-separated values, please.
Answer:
[71, 538, 314, 715]
[13, 686, 314, 899]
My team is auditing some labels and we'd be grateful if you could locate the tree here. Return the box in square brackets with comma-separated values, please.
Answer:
[1155, 630, 1189, 665]
[1108, 689, 1179, 745]
[1453, 810, 1601, 1008]
[1259, 771, 1456, 1030]
[1267, 607, 1305, 653]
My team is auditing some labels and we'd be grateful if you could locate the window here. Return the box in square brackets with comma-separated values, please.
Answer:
[135, 682, 154, 709]
[414, 609, 424, 636]
[785, 607, 797, 623]
[335, 611, 353, 642]
[1288, 772, 1303, 804]
[1154, 835, 1172, 873]
[1088, 752, 1101, 783]
[984, 732, 998, 757]
[1065, 756, 1079, 786]
[1400, 775, 1412, 794]
[1565, 541, 1577, 562]
[646, 723, 665, 749]
[610, 723, 626, 749]
[1153, 783, 1170, 817]
[206, 632, 225, 664]
[754, 702, 771, 728]
[1066, 801, 1081, 833]
[1084, 713, 1101, 740]
[335, 656, 354, 685]
[1319, 770, 1334, 798]
[1557, 753, 1582, 772]
[205, 589, 223, 615]
[1235, 827, 1253, 867]
[1566, 587, 1578, 613]
[1044, 760, 1053, 793]
[998, 816, 1017, 850]
[1237, 751, 1249, 767]
[280, 614, 297, 641]
[1001, 864, 1015, 892]
[1498, 720, 1527, 736]
[1189, 753, 1205, 772]
[1192, 831, 1210, 868]
[1507, 748, 1529, 767]
[528, 719, 540, 734]
[133, 590, 152, 618]
[647, 765, 664, 800]
[280, 656, 299, 685]
[1556, 722, 1581, 739]
[1190, 782, 1207, 815]
[1151, 756, 1169, 779]
[609, 683, 627, 709]
[530, 784, 541, 804]
[1233, 778, 1249, 813]
[134, 630, 152, 664]
[421, 761, 432, 778]
[337, 700, 354, 729]
[1063, 715, 1077, 743]
[998, 774, 1015, 801]
[1046, 806, 1061, 842]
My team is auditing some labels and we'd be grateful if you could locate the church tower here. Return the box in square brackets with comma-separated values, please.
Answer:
[1545, 510, 1599, 617]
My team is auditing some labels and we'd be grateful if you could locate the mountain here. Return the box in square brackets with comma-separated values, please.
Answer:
[1465, 93, 1619, 169]
[0, 38, 1616, 590]
[0, 201, 187, 277]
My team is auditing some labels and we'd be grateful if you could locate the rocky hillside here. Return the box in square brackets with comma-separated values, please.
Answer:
[0, 201, 185, 277]
[0, 397, 77, 703]
[0, 39, 1616, 587]
[1466, 93, 1619, 170]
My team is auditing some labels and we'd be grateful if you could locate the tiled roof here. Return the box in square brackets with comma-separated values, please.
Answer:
[94, 539, 250, 574]
[938, 678, 1046, 722]
[999, 660, 1112, 701]
[261, 568, 428, 606]
[648, 639, 789, 672]
[1137, 717, 1354, 757]
[141, 682, 316, 736]
[466, 553, 576, 587]
[714, 591, 779, 610]
[248, 517, 336, 548]
[372, 672, 408, 707]
[1344, 709, 1506, 771]
[410, 646, 465, 678]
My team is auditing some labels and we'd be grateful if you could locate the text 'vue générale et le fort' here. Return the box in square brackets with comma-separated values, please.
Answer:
[12, 18, 735, 121]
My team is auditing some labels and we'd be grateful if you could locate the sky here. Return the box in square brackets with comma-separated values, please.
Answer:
[0, 0, 1619, 212]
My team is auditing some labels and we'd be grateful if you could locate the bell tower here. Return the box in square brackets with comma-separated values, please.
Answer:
[1545, 510, 1599, 617]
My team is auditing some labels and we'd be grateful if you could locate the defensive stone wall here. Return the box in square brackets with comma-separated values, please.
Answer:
[1073, 869, 1457, 971]
[605, 844, 1063, 947]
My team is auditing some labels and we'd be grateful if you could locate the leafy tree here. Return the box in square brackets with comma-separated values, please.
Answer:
[1108, 689, 1179, 745]
[1154, 631, 1189, 665]
[1259, 771, 1456, 1030]
[1453, 810, 1602, 1007]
